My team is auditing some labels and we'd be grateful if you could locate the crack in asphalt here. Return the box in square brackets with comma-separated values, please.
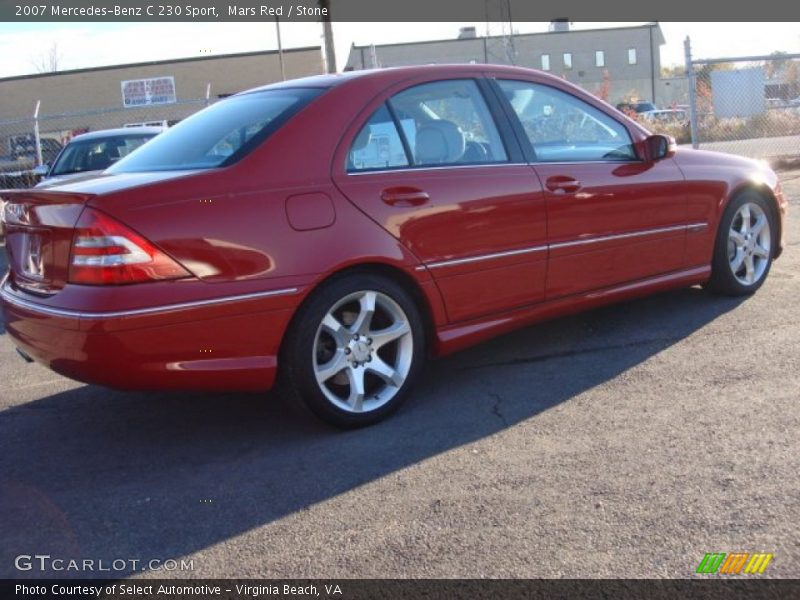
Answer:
[487, 391, 509, 427]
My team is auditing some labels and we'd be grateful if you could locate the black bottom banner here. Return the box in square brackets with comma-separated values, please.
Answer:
[3, 579, 800, 600]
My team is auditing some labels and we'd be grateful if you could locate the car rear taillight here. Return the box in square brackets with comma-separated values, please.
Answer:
[68, 208, 190, 285]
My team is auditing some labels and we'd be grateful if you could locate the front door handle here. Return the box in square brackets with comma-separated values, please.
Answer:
[545, 176, 582, 194]
[381, 187, 430, 207]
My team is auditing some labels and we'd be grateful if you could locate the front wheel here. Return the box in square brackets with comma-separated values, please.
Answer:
[281, 273, 426, 428]
[708, 191, 775, 296]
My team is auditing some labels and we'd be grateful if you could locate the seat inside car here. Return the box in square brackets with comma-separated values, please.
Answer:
[85, 149, 114, 171]
[415, 119, 465, 165]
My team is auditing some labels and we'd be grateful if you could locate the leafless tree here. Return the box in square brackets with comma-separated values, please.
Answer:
[31, 42, 63, 73]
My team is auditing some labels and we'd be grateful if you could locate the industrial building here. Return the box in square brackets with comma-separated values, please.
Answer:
[345, 22, 673, 106]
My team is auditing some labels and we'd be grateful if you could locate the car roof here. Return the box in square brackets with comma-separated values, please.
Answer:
[237, 64, 574, 95]
[69, 126, 165, 142]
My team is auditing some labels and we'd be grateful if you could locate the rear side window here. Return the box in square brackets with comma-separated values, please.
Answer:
[348, 104, 411, 172]
[109, 88, 323, 172]
[389, 80, 507, 167]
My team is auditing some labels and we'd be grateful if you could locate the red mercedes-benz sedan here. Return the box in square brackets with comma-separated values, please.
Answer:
[1, 65, 788, 427]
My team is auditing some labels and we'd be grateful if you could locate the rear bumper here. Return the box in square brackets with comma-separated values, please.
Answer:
[1, 278, 299, 392]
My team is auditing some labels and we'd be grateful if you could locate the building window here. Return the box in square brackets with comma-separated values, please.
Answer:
[541, 54, 550, 71]
[595, 51, 605, 67]
[563, 53, 572, 70]
[628, 48, 637, 65]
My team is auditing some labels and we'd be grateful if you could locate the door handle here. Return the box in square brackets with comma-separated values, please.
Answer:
[381, 187, 430, 207]
[545, 176, 582, 194]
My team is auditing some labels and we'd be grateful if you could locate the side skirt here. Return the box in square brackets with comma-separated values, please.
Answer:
[433, 265, 711, 356]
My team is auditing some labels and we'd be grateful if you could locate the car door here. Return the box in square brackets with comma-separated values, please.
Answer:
[332, 77, 547, 323]
[493, 78, 689, 299]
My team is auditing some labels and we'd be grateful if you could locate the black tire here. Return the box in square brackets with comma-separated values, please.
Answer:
[280, 272, 426, 429]
[707, 191, 776, 296]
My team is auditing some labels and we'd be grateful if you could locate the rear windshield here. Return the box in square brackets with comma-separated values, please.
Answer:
[108, 88, 323, 173]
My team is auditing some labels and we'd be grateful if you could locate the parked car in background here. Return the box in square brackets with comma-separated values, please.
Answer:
[0, 138, 63, 189]
[639, 109, 689, 124]
[616, 101, 658, 115]
[37, 126, 165, 186]
[0, 65, 788, 428]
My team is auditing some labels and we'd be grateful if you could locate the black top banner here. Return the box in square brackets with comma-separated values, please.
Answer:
[0, 0, 797, 22]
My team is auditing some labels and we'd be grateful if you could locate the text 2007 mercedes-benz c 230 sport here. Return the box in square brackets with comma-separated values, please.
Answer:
[0, 65, 788, 427]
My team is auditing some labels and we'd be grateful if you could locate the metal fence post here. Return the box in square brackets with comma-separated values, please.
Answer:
[684, 37, 700, 149]
[33, 100, 43, 166]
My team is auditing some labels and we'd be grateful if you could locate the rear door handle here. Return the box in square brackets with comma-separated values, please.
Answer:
[545, 176, 582, 194]
[381, 187, 430, 207]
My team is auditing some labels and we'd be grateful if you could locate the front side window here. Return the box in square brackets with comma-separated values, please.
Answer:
[347, 104, 410, 172]
[387, 79, 507, 167]
[109, 88, 322, 172]
[498, 79, 637, 162]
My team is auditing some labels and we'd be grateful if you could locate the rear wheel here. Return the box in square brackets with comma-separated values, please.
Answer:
[708, 191, 775, 296]
[282, 273, 425, 428]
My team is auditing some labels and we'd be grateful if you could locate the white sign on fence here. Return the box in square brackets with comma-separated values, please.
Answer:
[711, 68, 765, 119]
[121, 76, 177, 108]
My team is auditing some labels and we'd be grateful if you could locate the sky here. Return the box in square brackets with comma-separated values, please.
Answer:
[0, 21, 798, 80]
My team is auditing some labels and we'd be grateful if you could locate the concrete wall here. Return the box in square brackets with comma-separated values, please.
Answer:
[657, 77, 690, 107]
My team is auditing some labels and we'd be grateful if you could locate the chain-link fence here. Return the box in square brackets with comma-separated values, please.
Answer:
[0, 99, 210, 188]
[678, 39, 800, 160]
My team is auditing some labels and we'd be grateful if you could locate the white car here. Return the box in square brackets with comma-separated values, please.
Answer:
[36, 126, 164, 187]
[639, 109, 688, 124]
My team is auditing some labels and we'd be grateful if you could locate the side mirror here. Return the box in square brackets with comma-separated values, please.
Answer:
[33, 164, 50, 177]
[646, 134, 676, 161]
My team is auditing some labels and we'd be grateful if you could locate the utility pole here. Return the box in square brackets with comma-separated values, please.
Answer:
[319, 0, 337, 73]
[275, 17, 286, 80]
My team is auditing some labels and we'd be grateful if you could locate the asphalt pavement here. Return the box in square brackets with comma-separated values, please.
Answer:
[1, 170, 798, 579]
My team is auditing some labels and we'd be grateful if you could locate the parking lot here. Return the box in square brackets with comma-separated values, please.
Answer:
[0, 169, 798, 579]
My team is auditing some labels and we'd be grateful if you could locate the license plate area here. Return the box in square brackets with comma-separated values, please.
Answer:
[12, 228, 54, 294]
[21, 231, 47, 281]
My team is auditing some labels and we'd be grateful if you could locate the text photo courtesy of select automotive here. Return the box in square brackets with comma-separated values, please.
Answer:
[0, 9, 799, 592]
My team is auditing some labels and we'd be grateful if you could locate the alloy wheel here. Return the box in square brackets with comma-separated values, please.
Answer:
[312, 290, 414, 414]
[727, 202, 771, 286]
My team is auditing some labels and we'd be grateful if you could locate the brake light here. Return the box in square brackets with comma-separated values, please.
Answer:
[68, 208, 191, 285]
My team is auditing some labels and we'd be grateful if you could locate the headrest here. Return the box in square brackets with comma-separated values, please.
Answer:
[415, 120, 465, 165]
[351, 126, 372, 152]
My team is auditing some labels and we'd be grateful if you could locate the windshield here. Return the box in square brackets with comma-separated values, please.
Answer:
[49, 134, 157, 176]
[108, 88, 323, 173]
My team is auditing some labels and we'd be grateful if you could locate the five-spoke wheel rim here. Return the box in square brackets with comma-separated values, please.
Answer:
[313, 290, 413, 414]
[727, 202, 771, 286]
